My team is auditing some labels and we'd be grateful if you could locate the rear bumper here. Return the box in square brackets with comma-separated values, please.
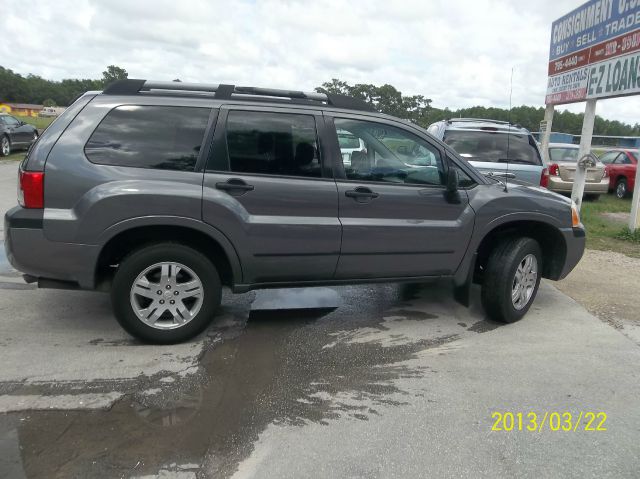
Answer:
[4, 206, 99, 289]
[548, 177, 609, 194]
[557, 226, 586, 280]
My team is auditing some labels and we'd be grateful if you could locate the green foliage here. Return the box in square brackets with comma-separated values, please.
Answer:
[102, 65, 128, 85]
[316, 79, 640, 137]
[316, 79, 432, 125]
[616, 227, 640, 243]
[0, 65, 113, 106]
[42, 98, 56, 107]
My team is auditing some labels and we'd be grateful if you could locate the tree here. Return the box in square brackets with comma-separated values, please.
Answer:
[315, 79, 432, 124]
[102, 65, 128, 86]
[43, 98, 57, 107]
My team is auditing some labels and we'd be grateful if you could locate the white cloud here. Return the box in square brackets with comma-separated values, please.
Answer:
[0, 0, 638, 125]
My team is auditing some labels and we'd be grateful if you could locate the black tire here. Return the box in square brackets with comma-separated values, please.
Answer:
[481, 237, 542, 323]
[111, 243, 221, 344]
[0, 135, 10, 157]
[615, 178, 628, 199]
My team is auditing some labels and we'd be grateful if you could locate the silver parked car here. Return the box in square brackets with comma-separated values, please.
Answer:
[427, 118, 548, 187]
[546, 143, 609, 199]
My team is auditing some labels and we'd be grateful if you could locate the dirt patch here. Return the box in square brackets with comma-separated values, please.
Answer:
[555, 249, 640, 332]
[599, 211, 630, 224]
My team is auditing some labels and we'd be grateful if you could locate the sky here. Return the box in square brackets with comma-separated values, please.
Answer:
[0, 0, 638, 125]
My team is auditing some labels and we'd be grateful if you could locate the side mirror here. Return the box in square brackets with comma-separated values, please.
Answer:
[446, 168, 459, 193]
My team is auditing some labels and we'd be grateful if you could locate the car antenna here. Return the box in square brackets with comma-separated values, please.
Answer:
[504, 66, 514, 193]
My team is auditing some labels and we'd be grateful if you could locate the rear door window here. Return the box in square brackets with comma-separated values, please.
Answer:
[224, 110, 322, 178]
[85, 105, 211, 171]
[444, 129, 542, 165]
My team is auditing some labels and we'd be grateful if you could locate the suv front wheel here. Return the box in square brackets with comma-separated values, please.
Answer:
[111, 243, 221, 344]
[481, 237, 542, 323]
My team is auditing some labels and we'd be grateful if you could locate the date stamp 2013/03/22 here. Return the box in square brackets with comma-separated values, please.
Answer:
[491, 412, 607, 432]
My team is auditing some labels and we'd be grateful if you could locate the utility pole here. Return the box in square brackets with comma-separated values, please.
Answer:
[571, 99, 597, 211]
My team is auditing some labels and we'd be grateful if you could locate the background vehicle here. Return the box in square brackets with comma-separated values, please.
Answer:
[546, 143, 608, 200]
[338, 129, 366, 166]
[598, 149, 637, 199]
[427, 118, 548, 187]
[0, 113, 38, 156]
[4, 80, 585, 343]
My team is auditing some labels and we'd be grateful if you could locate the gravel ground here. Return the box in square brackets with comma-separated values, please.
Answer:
[556, 248, 640, 343]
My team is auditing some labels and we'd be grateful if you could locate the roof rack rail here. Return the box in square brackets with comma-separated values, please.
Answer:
[447, 118, 512, 125]
[102, 79, 376, 112]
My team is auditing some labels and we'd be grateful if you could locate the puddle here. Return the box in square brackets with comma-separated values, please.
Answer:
[0, 282, 478, 478]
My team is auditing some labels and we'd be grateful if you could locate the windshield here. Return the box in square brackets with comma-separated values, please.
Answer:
[549, 147, 580, 162]
[443, 129, 542, 165]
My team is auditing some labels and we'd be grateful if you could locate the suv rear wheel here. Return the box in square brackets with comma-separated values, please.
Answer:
[1, 136, 10, 156]
[111, 243, 221, 344]
[481, 237, 542, 323]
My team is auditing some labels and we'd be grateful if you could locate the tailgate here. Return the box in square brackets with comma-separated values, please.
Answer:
[558, 163, 604, 182]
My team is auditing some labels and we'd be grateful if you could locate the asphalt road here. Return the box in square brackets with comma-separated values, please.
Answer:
[1, 160, 639, 478]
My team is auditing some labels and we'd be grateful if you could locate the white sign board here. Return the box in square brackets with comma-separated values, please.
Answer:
[546, 0, 640, 105]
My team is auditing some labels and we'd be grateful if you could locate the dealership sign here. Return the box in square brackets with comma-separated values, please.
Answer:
[546, 0, 640, 104]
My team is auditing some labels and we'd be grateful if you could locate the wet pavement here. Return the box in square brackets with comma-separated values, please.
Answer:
[0, 272, 481, 477]
[1, 161, 640, 478]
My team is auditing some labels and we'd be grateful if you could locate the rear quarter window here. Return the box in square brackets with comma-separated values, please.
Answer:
[85, 105, 211, 171]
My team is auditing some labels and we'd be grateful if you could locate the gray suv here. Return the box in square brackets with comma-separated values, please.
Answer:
[4, 80, 585, 343]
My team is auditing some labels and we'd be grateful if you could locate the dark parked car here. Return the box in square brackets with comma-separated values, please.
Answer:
[4, 80, 586, 343]
[598, 149, 637, 198]
[0, 113, 38, 156]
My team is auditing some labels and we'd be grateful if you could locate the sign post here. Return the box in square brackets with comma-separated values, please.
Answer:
[630, 150, 640, 231]
[571, 99, 597, 210]
[540, 105, 555, 165]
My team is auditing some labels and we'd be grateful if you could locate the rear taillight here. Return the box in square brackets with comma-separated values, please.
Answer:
[540, 167, 550, 188]
[548, 163, 560, 176]
[18, 170, 44, 209]
[603, 168, 609, 178]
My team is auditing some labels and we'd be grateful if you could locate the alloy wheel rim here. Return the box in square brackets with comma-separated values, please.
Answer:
[1, 138, 8, 155]
[129, 262, 204, 330]
[617, 182, 626, 198]
[511, 254, 538, 310]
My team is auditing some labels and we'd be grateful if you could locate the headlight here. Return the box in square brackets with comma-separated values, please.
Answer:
[571, 201, 581, 227]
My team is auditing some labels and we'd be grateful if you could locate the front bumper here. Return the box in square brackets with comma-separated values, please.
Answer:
[557, 226, 586, 279]
[548, 176, 609, 194]
[4, 206, 99, 289]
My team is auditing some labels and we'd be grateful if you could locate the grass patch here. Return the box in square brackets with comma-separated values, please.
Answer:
[616, 227, 640, 243]
[579, 194, 640, 257]
[13, 115, 54, 131]
[1, 152, 25, 162]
